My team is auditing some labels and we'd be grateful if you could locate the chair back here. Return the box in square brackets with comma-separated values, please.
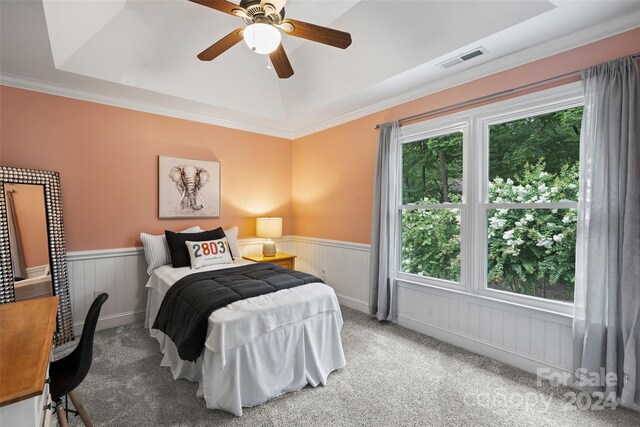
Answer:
[65, 293, 108, 393]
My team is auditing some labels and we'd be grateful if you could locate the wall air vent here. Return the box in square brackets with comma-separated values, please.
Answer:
[438, 47, 488, 69]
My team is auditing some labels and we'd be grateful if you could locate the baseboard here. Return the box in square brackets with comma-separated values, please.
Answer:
[336, 293, 369, 314]
[400, 313, 640, 414]
[396, 314, 570, 376]
[26, 264, 48, 278]
[73, 309, 146, 335]
[621, 401, 640, 413]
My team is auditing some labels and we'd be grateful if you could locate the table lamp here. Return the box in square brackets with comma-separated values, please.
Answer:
[256, 217, 282, 257]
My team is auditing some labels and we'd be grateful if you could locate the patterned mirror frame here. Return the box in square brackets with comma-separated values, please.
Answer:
[0, 166, 74, 345]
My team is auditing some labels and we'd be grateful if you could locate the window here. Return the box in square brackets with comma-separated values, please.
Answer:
[485, 108, 581, 302]
[397, 83, 583, 313]
[401, 130, 463, 283]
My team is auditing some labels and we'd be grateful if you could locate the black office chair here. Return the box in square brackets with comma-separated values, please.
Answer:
[51, 293, 108, 427]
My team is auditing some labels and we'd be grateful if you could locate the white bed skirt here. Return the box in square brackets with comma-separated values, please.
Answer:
[146, 287, 346, 416]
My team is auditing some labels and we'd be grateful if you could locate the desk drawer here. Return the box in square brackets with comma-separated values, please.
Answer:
[0, 381, 50, 427]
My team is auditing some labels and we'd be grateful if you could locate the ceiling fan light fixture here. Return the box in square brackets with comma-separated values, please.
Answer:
[243, 23, 281, 54]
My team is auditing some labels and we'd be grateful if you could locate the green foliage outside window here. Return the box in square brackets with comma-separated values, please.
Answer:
[402, 201, 461, 282]
[486, 162, 578, 301]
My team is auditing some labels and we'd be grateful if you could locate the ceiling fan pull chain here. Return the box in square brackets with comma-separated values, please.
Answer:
[250, 29, 257, 52]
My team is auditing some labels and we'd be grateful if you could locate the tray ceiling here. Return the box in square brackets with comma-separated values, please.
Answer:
[2, 1, 640, 138]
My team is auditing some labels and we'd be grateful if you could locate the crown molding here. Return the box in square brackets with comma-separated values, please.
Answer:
[287, 10, 640, 139]
[2, 10, 639, 141]
[0, 73, 296, 140]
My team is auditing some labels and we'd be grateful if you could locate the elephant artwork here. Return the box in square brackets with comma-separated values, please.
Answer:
[158, 156, 220, 218]
[169, 165, 210, 211]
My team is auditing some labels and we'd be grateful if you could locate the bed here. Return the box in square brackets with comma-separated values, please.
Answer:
[144, 259, 346, 416]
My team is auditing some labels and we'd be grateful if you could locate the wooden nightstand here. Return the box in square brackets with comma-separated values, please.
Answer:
[243, 252, 296, 270]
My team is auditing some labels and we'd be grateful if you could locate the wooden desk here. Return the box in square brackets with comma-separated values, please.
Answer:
[0, 296, 58, 406]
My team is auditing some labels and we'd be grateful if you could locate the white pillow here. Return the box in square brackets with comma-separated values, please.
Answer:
[186, 237, 233, 269]
[140, 226, 202, 274]
[224, 226, 241, 259]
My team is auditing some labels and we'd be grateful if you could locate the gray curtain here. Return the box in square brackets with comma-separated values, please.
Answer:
[369, 121, 400, 321]
[6, 190, 27, 280]
[573, 56, 640, 405]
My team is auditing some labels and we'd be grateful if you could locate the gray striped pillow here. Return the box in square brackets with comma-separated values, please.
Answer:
[224, 226, 240, 259]
[140, 227, 202, 274]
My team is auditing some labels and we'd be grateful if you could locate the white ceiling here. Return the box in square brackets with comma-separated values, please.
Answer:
[2, 1, 640, 138]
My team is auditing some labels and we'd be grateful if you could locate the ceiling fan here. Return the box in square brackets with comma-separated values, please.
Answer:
[189, 0, 352, 79]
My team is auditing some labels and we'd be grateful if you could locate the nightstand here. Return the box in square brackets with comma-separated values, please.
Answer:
[243, 252, 296, 270]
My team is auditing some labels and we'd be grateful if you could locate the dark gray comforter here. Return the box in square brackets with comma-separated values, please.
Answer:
[152, 263, 323, 361]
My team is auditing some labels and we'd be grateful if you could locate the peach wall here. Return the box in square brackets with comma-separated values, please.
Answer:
[0, 87, 292, 251]
[5, 183, 49, 268]
[292, 28, 640, 244]
[2, 29, 639, 251]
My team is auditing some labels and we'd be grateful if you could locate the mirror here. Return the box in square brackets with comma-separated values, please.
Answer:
[5, 183, 52, 301]
[0, 166, 74, 345]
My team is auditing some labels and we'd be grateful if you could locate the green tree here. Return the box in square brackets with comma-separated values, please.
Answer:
[402, 132, 463, 204]
[489, 107, 582, 179]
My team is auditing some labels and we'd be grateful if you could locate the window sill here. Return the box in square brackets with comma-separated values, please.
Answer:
[396, 272, 461, 290]
[395, 276, 574, 323]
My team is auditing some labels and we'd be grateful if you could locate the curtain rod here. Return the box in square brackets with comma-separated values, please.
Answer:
[374, 52, 640, 130]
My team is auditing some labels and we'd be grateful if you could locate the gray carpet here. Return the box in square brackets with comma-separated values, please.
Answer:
[59, 307, 640, 426]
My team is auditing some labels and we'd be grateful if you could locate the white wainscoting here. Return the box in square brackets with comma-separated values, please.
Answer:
[67, 248, 148, 334]
[279, 237, 371, 313]
[65, 236, 371, 334]
[396, 280, 574, 375]
[283, 237, 574, 376]
[65, 236, 572, 377]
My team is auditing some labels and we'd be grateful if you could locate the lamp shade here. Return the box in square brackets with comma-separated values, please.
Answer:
[243, 23, 282, 55]
[256, 217, 283, 239]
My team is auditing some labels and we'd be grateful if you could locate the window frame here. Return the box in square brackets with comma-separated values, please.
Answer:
[397, 82, 584, 315]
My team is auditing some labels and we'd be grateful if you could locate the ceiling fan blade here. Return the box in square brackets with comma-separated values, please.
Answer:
[280, 19, 352, 49]
[197, 29, 244, 61]
[189, 0, 248, 18]
[269, 44, 294, 79]
[261, 0, 288, 14]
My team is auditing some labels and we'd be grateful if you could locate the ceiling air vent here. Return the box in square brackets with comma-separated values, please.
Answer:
[438, 47, 488, 69]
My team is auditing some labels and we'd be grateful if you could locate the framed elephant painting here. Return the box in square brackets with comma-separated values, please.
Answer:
[158, 156, 220, 218]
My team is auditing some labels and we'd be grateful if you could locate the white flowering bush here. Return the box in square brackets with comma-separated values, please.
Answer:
[402, 161, 579, 301]
[489, 161, 578, 300]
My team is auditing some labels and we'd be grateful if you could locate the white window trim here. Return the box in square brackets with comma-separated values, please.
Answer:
[397, 82, 583, 316]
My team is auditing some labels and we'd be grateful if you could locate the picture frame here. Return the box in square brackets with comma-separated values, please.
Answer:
[158, 156, 220, 218]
